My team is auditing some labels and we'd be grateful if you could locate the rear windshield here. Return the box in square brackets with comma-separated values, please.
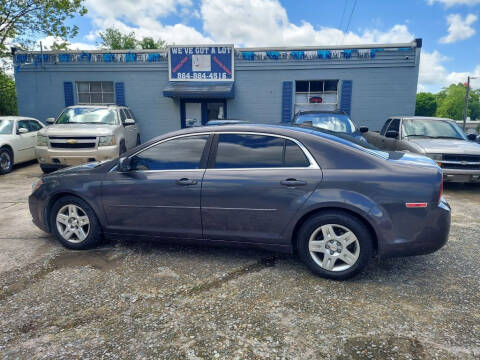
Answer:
[56, 108, 117, 125]
[293, 113, 357, 133]
[0, 120, 13, 134]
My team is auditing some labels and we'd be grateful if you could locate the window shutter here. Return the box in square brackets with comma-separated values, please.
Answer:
[115, 82, 126, 106]
[63, 82, 74, 107]
[281, 81, 293, 123]
[340, 80, 353, 115]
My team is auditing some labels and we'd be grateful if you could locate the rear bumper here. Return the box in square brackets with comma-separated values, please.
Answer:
[35, 145, 119, 166]
[378, 198, 451, 258]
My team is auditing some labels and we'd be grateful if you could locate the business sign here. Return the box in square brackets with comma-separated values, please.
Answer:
[168, 45, 234, 82]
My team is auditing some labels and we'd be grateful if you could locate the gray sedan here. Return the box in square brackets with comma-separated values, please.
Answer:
[29, 124, 450, 280]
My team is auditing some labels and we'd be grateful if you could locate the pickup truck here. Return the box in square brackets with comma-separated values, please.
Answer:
[365, 116, 480, 182]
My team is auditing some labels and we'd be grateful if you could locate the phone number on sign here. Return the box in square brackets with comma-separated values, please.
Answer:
[175, 72, 229, 80]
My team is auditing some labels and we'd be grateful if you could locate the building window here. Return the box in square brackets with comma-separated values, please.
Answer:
[76, 81, 114, 104]
[294, 80, 338, 113]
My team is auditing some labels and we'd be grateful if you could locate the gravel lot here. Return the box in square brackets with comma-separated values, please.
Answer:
[0, 162, 479, 359]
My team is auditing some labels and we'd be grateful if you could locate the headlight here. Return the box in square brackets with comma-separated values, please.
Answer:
[98, 136, 116, 146]
[32, 178, 43, 192]
[37, 135, 48, 146]
[426, 153, 443, 161]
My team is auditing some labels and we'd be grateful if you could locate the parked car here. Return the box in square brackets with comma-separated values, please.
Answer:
[29, 124, 450, 280]
[365, 116, 480, 182]
[36, 105, 140, 173]
[292, 110, 369, 141]
[0, 116, 45, 174]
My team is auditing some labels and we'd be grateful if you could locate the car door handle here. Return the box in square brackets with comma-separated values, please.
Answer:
[176, 178, 197, 186]
[280, 178, 307, 187]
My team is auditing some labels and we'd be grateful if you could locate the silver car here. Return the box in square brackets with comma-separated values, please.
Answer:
[36, 105, 140, 173]
[365, 116, 480, 182]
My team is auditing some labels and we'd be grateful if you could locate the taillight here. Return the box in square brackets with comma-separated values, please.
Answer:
[438, 177, 443, 203]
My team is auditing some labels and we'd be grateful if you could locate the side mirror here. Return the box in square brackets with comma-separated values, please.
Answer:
[467, 133, 477, 141]
[385, 130, 399, 139]
[118, 157, 132, 172]
[124, 118, 135, 126]
[18, 127, 28, 134]
[46, 117, 55, 124]
[359, 126, 369, 133]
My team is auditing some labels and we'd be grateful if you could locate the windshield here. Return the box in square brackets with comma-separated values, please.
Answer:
[293, 113, 357, 133]
[56, 108, 117, 125]
[0, 120, 13, 135]
[402, 119, 466, 140]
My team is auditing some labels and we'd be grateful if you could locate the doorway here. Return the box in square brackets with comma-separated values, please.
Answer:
[181, 99, 227, 128]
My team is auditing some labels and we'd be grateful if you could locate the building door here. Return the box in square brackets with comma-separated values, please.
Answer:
[181, 100, 227, 128]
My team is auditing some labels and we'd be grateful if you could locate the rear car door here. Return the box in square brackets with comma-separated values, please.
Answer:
[102, 134, 211, 239]
[201, 133, 323, 245]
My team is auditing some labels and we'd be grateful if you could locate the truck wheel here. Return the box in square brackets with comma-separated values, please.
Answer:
[0, 147, 13, 175]
[40, 164, 57, 174]
[296, 211, 373, 280]
[50, 196, 102, 249]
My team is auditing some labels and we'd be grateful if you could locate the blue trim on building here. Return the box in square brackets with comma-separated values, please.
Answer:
[281, 81, 293, 123]
[340, 80, 353, 115]
[115, 82, 126, 106]
[63, 82, 74, 107]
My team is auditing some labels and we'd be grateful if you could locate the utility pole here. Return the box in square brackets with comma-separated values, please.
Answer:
[463, 75, 478, 130]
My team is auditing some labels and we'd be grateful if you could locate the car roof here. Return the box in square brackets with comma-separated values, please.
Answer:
[389, 116, 454, 121]
[0, 116, 39, 121]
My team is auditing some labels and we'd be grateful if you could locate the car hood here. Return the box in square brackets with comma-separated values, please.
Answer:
[408, 138, 480, 155]
[43, 161, 108, 178]
[39, 124, 116, 137]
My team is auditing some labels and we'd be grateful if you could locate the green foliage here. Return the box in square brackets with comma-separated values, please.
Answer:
[436, 84, 466, 120]
[0, 70, 17, 115]
[415, 92, 437, 116]
[0, 0, 87, 57]
[98, 27, 166, 50]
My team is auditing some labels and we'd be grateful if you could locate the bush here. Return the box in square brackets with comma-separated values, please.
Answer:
[0, 71, 18, 116]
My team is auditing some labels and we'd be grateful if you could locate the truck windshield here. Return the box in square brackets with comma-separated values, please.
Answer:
[56, 108, 117, 125]
[293, 113, 357, 133]
[402, 119, 466, 140]
[0, 120, 13, 134]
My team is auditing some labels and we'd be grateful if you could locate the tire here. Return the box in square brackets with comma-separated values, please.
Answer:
[136, 134, 141, 146]
[296, 211, 373, 280]
[40, 164, 58, 174]
[0, 147, 13, 175]
[50, 196, 102, 249]
[119, 141, 127, 156]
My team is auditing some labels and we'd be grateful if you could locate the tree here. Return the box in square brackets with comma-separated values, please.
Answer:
[415, 92, 437, 116]
[139, 37, 166, 50]
[98, 28, 137, 50]
[435, 83, 480, 120]
[0, 0, 87, 56]
[0, 70, 17, 115]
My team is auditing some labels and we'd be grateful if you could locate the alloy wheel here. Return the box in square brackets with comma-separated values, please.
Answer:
[308, 224, 360, 272]
[56, 204, 90, 243]
[0, 151, 11, 171]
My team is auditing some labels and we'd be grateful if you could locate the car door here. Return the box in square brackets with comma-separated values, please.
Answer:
[126, 109, 139, 145]
[101, 134, 211, 239]
[382, 118, 401, 151]
[15, 120, 37, 163]
[201, 133, 323, 245]
[26, 120, 44, 160]
[120, 109, 136, 149]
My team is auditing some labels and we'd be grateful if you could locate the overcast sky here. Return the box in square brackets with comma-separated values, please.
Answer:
[37, 0, 480, 93]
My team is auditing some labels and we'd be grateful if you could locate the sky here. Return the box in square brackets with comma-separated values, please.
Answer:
[36, 0, 480, 93]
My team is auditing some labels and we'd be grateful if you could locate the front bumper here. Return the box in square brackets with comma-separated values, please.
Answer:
[441, 168, 480, 182]
[36, 145, 119, 167]
[379, 198, 451, 259]
[29, 193, 50, 233]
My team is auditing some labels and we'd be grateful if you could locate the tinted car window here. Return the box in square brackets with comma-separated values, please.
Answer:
[285, 140, 310, 167]
[387, 119, 400, 132]
[381, 119, 392, 134]
[28, 120, 43, 132]
[215, 134, 285, 168]
[131, 135, 208, 171]
[120, 109, 127, 124]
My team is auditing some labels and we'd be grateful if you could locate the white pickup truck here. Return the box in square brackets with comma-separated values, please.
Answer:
[36, 105, 140, 173]
[365, 116, 480, 182]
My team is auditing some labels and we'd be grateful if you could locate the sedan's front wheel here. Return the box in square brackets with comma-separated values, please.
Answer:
[297, 211, 373, 280]
[50, 196, 102, 249]
[0, 148, 13, 175]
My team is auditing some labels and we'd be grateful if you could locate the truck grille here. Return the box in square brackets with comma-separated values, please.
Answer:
[49, 136, 97, 149]
[443, 154, 480, 162]
[442, 163, 480, 170]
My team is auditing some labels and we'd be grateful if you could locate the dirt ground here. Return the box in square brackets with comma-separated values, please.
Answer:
[0, 162, 479, 359]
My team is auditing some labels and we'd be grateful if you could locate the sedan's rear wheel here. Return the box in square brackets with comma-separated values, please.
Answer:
[0, 148, 13, 175]
[50, 196, 101, 249]
[297, 211, 373, 280]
